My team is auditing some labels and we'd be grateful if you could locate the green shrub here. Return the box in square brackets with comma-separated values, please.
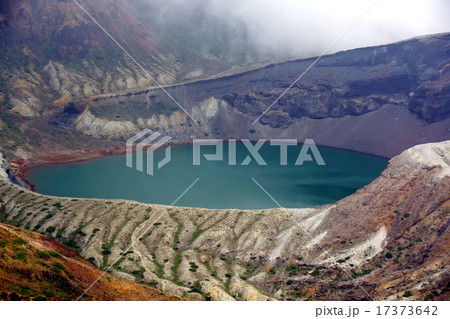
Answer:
[46, 226, 56, 233]
[189, 262, 199, 272]
[403, 291, 412, 297]
[64, 239, 77, 248]
[310, 268, 320, 277]
[385, 252, 393, 259]
[16, 251, 27, 261]
[285, 264, 300, 272]
[52, 262, 64, 273]
[13, 238, 27, 245]
[189, 281, 202, 294]
[49, 251, 61, 258]
[37, 251, 49, 258]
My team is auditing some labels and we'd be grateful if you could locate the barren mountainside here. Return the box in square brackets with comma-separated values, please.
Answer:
[0, 0, 275, 160]
[1, 32, 449, 164]
[1, 141, 449, 300]
[67, 33, 449, 158]
[0, 221, 184, 301]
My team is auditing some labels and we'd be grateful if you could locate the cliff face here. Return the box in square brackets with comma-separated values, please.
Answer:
[64, 33, 448, 158]
[56, 33, 449, 158]
[1, 141, 449, 300]
[1, 22, 449, 159]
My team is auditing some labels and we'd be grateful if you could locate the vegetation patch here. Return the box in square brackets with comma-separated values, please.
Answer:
[16, 250, 27, 262]
[51, 262, 65, 274]
[189, 262, 199, 273]
[13, 238, 27, 245]
[46, 226, 56, 233]
[189, 228, 204, 244]
[171, 253, 182, 285]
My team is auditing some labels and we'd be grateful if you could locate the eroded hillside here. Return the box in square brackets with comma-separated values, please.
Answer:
[67, 33, 449, 158]
[0, 221, 184, 301]
[2, 33, 448, 164]
[0, 0, 273, 161]
[1, 141, 449, 300]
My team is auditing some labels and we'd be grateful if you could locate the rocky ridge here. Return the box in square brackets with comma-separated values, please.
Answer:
[1, 33, 449, 162]
[58, 33, 450, 158]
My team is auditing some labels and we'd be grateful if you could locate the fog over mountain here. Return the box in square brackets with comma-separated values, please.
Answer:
[127, 0, 450, 60]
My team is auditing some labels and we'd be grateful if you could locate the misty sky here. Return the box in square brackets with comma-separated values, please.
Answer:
[130, 0, 450, 59]
[219, 0, 450, 55]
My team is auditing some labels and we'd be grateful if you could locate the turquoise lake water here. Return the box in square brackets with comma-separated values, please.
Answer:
[27, 143, 388, 209]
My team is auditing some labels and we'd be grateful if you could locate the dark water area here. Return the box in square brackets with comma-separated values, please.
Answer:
[27, 143, 388, 209]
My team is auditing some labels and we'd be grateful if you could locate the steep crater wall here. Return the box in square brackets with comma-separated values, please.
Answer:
[59, 33, 450, 158]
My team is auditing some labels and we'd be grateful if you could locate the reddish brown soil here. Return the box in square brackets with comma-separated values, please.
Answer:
[0, 222, 186, 301]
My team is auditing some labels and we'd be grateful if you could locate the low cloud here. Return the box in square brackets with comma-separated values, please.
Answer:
[128, 0, 450, 59]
